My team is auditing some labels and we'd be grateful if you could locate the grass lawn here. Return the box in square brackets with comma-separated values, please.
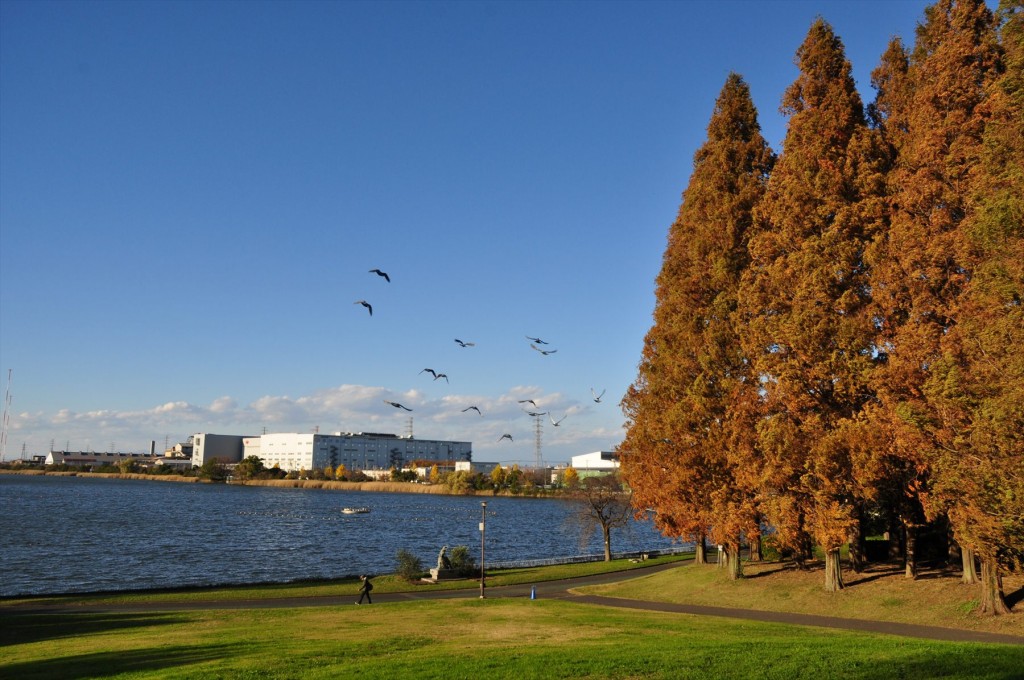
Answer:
[0, 555, 691, 607]
[3, 598, 1023, 679]
[581, 558, 1024, 639]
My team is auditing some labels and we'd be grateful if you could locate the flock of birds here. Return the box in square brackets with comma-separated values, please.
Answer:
[356, 269, 606, 446]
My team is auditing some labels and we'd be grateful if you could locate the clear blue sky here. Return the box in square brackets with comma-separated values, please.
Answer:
[0, 0, 948, 466]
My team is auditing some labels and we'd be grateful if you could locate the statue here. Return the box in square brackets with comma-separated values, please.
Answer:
[437, 545, 452, 571]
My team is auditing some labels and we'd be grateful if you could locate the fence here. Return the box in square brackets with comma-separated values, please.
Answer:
[488, 545, 693, 570]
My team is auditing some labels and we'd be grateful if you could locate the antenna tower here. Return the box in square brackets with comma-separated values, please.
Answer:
[0, 369, 11, 463]
[405, 417, 414, 439]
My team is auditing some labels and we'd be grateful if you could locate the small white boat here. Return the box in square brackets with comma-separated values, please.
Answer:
[342, 507, 370, 514]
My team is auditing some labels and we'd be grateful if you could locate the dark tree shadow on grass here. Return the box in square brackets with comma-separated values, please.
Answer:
[1006, 585, 1024, 610]
[0, 642, 244, 680]
[0, 611, 191, 647]
[742, 561, 798, 579]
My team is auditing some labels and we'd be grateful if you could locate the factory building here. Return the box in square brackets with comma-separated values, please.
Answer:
[570, 450, 619, 478]
[191, 433, 250, 467]
[242, 432, 472, 473]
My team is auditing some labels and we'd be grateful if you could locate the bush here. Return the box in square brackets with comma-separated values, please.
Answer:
[396, 549, 424, 581]
[448, 545, 476, 577]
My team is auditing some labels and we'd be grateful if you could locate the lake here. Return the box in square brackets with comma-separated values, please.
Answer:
[0, 474, 681, 596]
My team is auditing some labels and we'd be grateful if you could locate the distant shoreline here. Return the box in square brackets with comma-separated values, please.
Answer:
[0, 469, 541, 497]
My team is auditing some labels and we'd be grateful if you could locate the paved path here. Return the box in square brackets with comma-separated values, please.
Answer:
[6, 562, 1022, 646]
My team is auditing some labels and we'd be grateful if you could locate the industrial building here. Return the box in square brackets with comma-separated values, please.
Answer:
[191, 433, 250, 467]
[571, 450, 619, 477]
[241, 432, 472, 473]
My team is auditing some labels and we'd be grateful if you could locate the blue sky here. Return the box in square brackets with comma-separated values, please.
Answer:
[1, 0, 945, 466]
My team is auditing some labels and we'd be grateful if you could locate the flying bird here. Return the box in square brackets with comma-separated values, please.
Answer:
[383, 400, 412, 411]
[531, 344, 557, 356]
[454, 339, 475, 347]
[433, 373, 449, 383]
[517, 399, 537, 407]
[498, 434, 513, 442]
[525, 336, 548, 344]
[525, 411, 548, 417]
[354, 300, 373, 316]
[462, 406, 482, 415]
[549, 413, 567, 426]
[420, 368, 439, 378]
[369, 269, 390, 282]
[591, 388, 606, 403]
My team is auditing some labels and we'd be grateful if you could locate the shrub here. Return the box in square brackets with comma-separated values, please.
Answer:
[448, 545, 476, 576]
[396, 549, 424, 581]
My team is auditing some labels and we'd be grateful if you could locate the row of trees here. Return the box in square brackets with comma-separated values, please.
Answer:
[621, 0, 1021, 614]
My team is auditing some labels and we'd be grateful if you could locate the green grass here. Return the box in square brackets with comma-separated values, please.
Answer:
[1, 554, 691, 606]
[3, 599, 1022, 679]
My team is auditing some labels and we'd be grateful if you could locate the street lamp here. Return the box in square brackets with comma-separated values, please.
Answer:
[479, 501, 487, 599]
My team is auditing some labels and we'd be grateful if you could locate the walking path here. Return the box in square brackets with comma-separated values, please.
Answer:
[6, 561, 1022, 646]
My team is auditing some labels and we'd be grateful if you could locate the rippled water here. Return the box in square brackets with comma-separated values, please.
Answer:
[0, 475, 679, 596]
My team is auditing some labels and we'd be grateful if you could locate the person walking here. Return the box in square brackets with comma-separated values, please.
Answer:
[356, 574, 373, 604]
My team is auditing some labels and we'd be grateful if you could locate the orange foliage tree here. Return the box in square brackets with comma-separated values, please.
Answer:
[736, 19, 883, 592]
[620, 73, 773, 574]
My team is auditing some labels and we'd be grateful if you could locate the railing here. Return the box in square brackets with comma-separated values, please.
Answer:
[489, 545, 693, 570]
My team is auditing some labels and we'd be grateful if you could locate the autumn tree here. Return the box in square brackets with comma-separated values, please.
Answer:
[737, 19, 883, 592]
[620, 73, 774, 571]
[562, 466, 580, 489]
[866, 0, 1010, 609]
[926, 0, 1022, 614]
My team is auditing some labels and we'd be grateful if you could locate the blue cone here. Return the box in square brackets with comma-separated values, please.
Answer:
[530, 586, 536, 600]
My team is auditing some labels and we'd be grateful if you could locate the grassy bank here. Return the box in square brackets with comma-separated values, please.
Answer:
[1, 555, 691, 606]
[3, 596, 1022, 679]
[582, 558, 1024, 638]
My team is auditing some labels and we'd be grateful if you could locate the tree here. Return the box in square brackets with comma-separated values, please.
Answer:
[925, 0, 1022, 614]
[570, 473, 633, 561]
[198, 457, 228, 482]
[562, 466, 580, 490]
[867, 0, 1009, 610]
[429, 464, 440, 485]
[490, 464, 506, 489]
[620, 73, 774, 571]
[235, 455, 265, 480]
[737, 18, 883, 591]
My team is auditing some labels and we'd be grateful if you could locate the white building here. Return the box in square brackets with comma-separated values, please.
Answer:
[570, 450, 619, 477]
[191, 434, 249, 467]
[244, 432, 472, 473]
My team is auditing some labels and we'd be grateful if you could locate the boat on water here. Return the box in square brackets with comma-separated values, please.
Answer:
[342, 507, 370, 514]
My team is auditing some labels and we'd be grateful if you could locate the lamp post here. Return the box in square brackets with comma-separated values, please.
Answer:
[479, 501, 487, 599]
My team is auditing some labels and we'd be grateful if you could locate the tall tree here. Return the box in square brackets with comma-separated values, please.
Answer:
[620, 73, 774, 573]
[866, 0, 1008, 609]
[737, 19, 882, 592]
[927, 0, 1022, 614]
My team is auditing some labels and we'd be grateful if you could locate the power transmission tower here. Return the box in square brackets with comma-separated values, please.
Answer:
[533, 412, 543, 470]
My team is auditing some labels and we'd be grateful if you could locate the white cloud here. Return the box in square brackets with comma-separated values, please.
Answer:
[3, 384, 624, 465]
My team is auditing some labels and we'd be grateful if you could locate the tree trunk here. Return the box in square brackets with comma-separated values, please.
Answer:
[887, 512, 903, 560]
[961, 546, 979, 585]
[979, 558, 1010, 615]
[727, 544, 743, 580]
[695, 533, 707, 565]
[824, 547, 844, 592]
[904, 520, 918, 579]
[948, 527, 962, 570]
[603, 524, 612, 562]
[748, 532, 762, 562]
[848, 506, 866, 573]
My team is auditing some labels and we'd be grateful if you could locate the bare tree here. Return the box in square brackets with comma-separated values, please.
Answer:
[570, 473, 633, 561]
